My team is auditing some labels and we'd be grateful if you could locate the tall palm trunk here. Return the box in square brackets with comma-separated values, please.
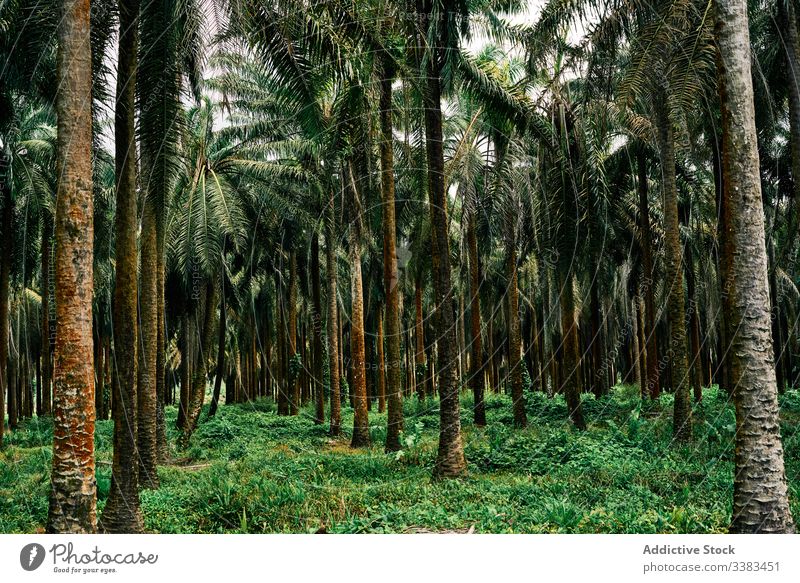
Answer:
[100, 0, 144, 532]
[779, 0, 800, 246]
[376, 307, 386, 413]
[41, 215, 53, 416]
[655, 97, 691, 441]
[155, 223, 168, 460]
[559, 272, 586, 430]
[288, 251, 299, 415]
[311, 234, 325, 425]
[326, 189, 341, 436]
[414, 278, 427, 399]
[467, 201, 486, 426]
[348, 162, 370, 447]
[0, 174, 11, 442]
[349, 225, 370, 447]
[715, 0, 795, 532]
[275, 271, 288, 414]
[137, 202, 159, 488]
[685, 241, 703, 402]
[209, 281, 225, 417]
[177, 310, 191, 427]
[507, 242, 527, 427]
[184, 279, 217, 438]
[636, 291, 648, 399]
[379, 65, 404, 451]
[47, 0, 97, 532]
[423, 45, 466, 478]
[637, 147, 660, 399]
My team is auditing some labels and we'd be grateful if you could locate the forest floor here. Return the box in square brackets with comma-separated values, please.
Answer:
[2, 385, 799, 533]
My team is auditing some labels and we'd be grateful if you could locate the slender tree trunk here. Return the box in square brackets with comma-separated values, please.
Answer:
[414, 279, 427, 400]
[637, 147, 660, 400]
[41, 216, 53, 416]
[347, 161, 370, 447]
[275, 272, 288, 414]
[715, 0, 795, 532]
[590, 280, 605, 397]
[209, 279, 226, 418]
[177, 311, 190, 427]
[137, 201, 159, 488]
[100, 0, 144, 531]
[47, 0, 97, 532]
[507, 244, 527, 427]
[349, 226, 370, 447]
[632, 296, 643, 393]
[655, 96, 692, 441]
[155, 220, 168, 461]
[379, 66, 404, 450]
[0, 168, 12, 442]
[288, 251, 299, 415]
[685, 242, 703, 402]
[184, 280, 217, 438]
[779, 0, 800, 246]
[376, 307, 386, 414]
[311, 234, 325, 425]
[467, 202, 486, 425]
[559, 272, 586, 430]
[637, 292, 648, 399]
[326, 190, 341, 437]
[422, 41, 466, 477]
[35, 352, 42, 417]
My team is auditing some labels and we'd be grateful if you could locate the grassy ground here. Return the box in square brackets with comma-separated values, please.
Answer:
[2, 385, 799, 533]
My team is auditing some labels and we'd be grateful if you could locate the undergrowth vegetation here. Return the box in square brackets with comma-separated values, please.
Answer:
[2, 385, 799, 533]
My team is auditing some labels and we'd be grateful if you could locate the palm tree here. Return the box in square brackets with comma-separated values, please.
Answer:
[100, 0, 145, 532]
[416, 0, 467, 477]
[379, 55, 404, 451]
[0, 146, 10, 446]
[46, 0, 97, 533]
[715, 0, 795, 533]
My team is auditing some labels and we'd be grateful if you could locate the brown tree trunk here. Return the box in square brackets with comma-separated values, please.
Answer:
[288, 251, 299, 415]
[422, 42, 466, 477]
[779, 0, 800, 246]
[137, 201, 159, 488]
[155, 220, 168, 461]
[177, 311, 191, 427]
[311, 234, 325, 425]
[590, 280, 605, 397]
[559, 273, 586, 430]
[414, 279, 427, 400]
[276, 271, 288, 414]
[637, 147, 660, 400]
[41, 215, 53, 416]
[376, 307, 386, 414]
[715, 0, 795, 532]
[655, 97, 692, 441]
[209, 278, 226, 417]
[632, 296, 643, 393]
[326, 189, 341, 436]
[47, 0, 97, 532]
[348, 162, 370, 448]
[378, 66, 404, 450]
[184, 280, 217, 438]
[467, 203, 486, 425]
[507, 244, 527, 427]
[685, 242, 703, 402]
[636, 292, 648, 399]
[0, 168, 12, 442]
[100, 0, 144, 532]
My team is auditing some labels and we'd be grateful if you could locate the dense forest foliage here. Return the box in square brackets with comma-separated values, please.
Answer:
[0, 0, 798, 533]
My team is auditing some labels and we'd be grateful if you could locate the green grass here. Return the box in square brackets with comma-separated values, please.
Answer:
[2, 385, 799, 533]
